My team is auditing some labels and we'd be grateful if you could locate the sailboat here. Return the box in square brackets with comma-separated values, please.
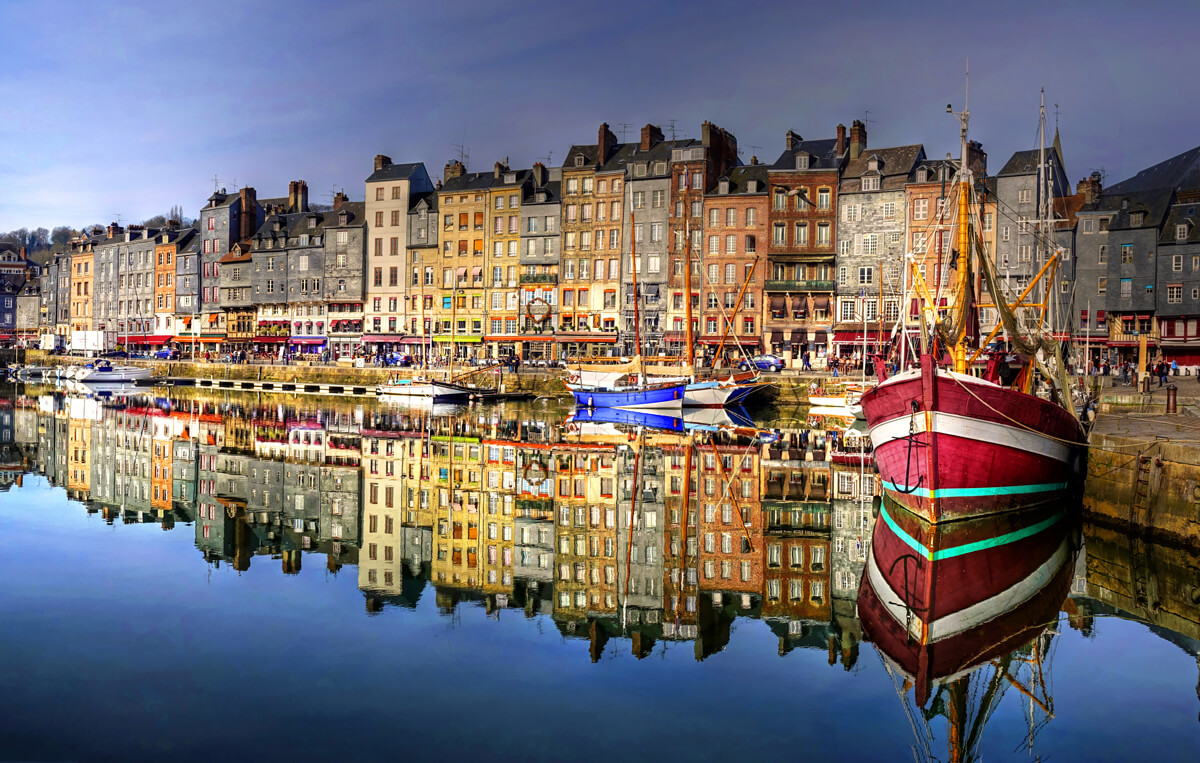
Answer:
[377, 290, 477, 403]
[859, 497, 1077, 762]
[861, 89, 1088, 523]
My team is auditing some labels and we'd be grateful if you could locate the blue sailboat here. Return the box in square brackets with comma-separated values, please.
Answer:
[570, 381, 686, 411]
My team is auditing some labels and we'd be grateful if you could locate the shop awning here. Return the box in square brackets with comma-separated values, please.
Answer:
[812, 297, 830, 311]
[645, 284, 660, 296]
[698, 336, 759, 346]
[289, 337, 326, 345]
[170, 336, 223, 343]
[833, 331, 885, 343]
[769, 330, 784, 345]
[254, 336, 287, 343]
[554, 334, 618, 344]
[398, 337, 426, 345]
[1137, 314, 1151, 320]
[811, 330, 829, 344]
[432, 335, 483, 343]
[790, 329, 808, 343]
[361, 334, 405, 343]
[456, 267, 468, 278]
[208, 313, 220, 324]
[663, 332, 685, 342]
[471, 266, 483, 277]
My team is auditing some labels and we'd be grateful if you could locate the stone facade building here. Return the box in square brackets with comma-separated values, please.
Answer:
[622, 125, 676, 355]
[518, 163, 560, 359]
[1156, 192, 1200, 363]
[324, 197, 368, 358]
[434, 163, 493, 357]
[484, 165, 531, 357]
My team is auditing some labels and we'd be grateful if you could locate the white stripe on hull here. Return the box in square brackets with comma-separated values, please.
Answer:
[869, 410, 1074, 464]
[866, 534, 1072, 643]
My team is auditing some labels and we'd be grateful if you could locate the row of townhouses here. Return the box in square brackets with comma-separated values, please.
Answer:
[7, 120, 1200, 365]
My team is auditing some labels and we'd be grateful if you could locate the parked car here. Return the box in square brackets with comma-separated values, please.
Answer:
[739, 354, 784, 373]
[154, 348, 179, 360]
[100, 350, 129, 359]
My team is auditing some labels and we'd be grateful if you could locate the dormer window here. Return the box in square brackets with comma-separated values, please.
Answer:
[861, 176, 880, 192]
[1131, 212, 1145, 226]
[339, 212, 349, 225]
[575, 155, 585, 167]
[917, 168, 928, 183]
[536, 192, 547, 203]
[634, 164, 647, 178]
[308, 217, 317, 229]
[746, 180, 758, 193]
[1178, 223, 1189, 241]
[795, 154, 809, 170]
[719, 179, 730, 195]
[654, 162, 666, 174]
[867, 157, 881, 172]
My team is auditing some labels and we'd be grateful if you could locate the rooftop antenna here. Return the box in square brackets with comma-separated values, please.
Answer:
[616, 122, 633, 142]
[452, 143, 470, 169]
[666, 119, 678, 140]
[1054, 103, 1061, 130]
[863, 110, 875, 130]
[539, 150, 554, 166]
[211, 174, 221, 193]
[112, 213, 124, 226]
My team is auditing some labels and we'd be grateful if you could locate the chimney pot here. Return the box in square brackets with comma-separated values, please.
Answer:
[849, 120, 867, 161]
[836, 124, 847, 156]
[374, 154, 391, 172]
[785, 130, 802, 151]
[640, 123, 664, 151]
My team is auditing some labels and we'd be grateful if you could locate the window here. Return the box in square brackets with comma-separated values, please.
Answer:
[1120, 278, 1132, 298]
[817, 224, 830, 246]
[1018, 244, 1032, 262]
[1098, 245, 1107, 264]
[772, 223, 786, 245]
[652, 189, 665, 208]
[861, 175, 879, 191]
[795, 223, 808, 246]
[1177, 224, 1189, 241]
[633, 191, 645, 210]
[817, 188, 830, 209]
[1001, 225, 1010, 242]
[1121, 244, 1133, 263]
[840, 299, 855, 321]
[1131, 212, 1145, 227]
[1168, 285, 1183, 304]
[1018, 189, 1032, 204]
[1173, 254, 1184, 272]
[725, 235, 736, 254]
[1097, 277, 1106, 295]
[913, 198, 928, 220]
[858, 266, 874, 285]
[860, 233, 878, 256]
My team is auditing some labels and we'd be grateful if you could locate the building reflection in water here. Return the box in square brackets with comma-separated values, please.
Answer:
[9, 389, 1200, 755]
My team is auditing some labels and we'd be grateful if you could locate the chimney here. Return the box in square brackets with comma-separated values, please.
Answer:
[444, 160, 465, 181]
[967, 140, 987, 177]
[1077, 171, 1102, 204]
[849, 120, 867, 160]
[494, 161, 508, 179]
[106, 222, 122, 239]
[640, 123, 664, 151]
[374, 154, 391, 172]
[297, 180, 308, 213]
[836, 123, 847, 156]
[786, 130, 802, 151]
[532, 162, 547, 187]
[239, 187, 257, 240]
[701, 122, 738, 184]
[435, 179, 443, 190]
[333, 191, 348, 211]
[750, 156, 759, 166]
[167, 219, 179, 231]
[597, 122, 618, 165]
[287, 181, 297, 212]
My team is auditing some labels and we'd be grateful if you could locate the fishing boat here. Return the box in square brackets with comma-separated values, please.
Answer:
[376, 377, 473, 403]
[861, 90, 1088, 523]
[859, 497, 1076, 760]
[76, 361, 153, 384]
[570, 381, 686, 411]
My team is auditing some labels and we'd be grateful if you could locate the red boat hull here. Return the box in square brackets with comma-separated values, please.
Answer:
[861, 361, 1086, 523]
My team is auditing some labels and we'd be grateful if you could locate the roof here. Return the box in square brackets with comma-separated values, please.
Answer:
[997, 145, 1065, 177]
[1107, 145, 1200, 195]
[203, 191, 239, 210]
[1053, 192, 1087, 230]
[715, 164, 769, 195]
[409, 191, 438, 212]
[844, 145, 924, 179]
[1158, 203, 1200, 245]
[366, 161, 426, 184]
[331, 201, 367, 225]
[440, 171, 497, 193]
[1104, 188, 1175, 232]
[770, 137, 841, 172]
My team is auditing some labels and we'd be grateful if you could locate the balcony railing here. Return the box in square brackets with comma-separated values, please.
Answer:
[519, 273, 558, 284]
[765, 279, 835, 291]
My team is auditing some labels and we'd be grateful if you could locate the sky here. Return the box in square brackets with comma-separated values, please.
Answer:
[2, 0, 1197, 231]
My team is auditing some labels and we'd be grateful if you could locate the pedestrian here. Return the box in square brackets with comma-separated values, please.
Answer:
[1172, 359, 1179, 376]
[830, 356, 839, 378]
[802, 351, 811, 372]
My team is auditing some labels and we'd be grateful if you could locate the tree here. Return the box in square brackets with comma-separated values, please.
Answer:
[142, 215, 168, 228]
[51, 227, 74, 252]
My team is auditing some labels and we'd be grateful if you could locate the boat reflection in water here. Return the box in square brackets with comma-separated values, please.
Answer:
[858, 496, 1079, 762]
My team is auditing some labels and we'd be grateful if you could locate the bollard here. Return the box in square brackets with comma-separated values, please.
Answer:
[1142, 375, 1151, 394]
[1167, 384, 1178, 414]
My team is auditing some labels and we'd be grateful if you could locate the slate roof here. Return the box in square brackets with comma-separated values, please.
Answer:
[624, 138, 691, 178]
[366, 161, 426, 184]
[998, 146, 1065, 177]
[441, 171, 497, 193]
[716, 164, 769, 195]
[332, 201, 367, 225]
[1107, 145, 1200, 195]
[841, 145, 925, 193]
[1104, 188, 1175, 232]
[1053, 192, 1087, 230]
[409, 191, 438, 212]
[770, 137, 841, 172]
[525, 180, 561, 204]
[1158, 204, 1200, 245]
[203, 191, 238, 210]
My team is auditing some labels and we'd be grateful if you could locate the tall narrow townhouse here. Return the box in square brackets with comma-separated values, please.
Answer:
[551, 439, 619, 623]
[434, 162, 493, 360]
[616, 438, 665, 631]
[116, 225, 161, 352]
[361, 424, 407, 594]
[403, 190, 438, 357]
[217, 239, 255, 352]
[763, 126, 847, 367]
[484, 164, 531, 359]
[696, 442, 763, 600]
[1156, 191, 1200, 363]
[249, 213, 296, 355]
[364, 156, 434, 356]
[698, 163, 769, 359]
[560, 123, 629, 359]
[72, 227, 109, 333]
[517, 163, 561, 361]
[284, 210, 331, 357]
[622, 125, 675, 356]
[665, 122, 740, 359]
[479, 436, 518, 597]
[431, 422, 485, 589]
[154, 225, 192, 345]
[661, 437, 699, 640]
[834, 143, 924, 359]
[197, 186, 263, 354]
[324, 196, 368, 359]
[92, 224, 122, 345]
[1103, 190, 1173, 361]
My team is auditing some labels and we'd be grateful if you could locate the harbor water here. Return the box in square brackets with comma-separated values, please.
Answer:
[1, 388, 1198, 761]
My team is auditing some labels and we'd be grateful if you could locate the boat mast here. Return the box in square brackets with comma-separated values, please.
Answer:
[951, 66, 972, 374]
[683, 219, 696, 377]
[631, 212, 642, 356]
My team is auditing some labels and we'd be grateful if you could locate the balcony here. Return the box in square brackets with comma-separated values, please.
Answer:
[765, 279, 835, 291]
[519, 273, 558, 284]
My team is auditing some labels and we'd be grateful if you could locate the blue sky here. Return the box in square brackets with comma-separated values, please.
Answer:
[2, 0, 1196, 231]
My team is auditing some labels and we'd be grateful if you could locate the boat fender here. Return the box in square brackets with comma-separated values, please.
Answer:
[587, 396, 594, 408]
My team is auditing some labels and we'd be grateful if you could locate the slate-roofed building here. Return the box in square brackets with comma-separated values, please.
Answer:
[763, 126, 848, 365]
[154, 225, 193, 345]
[324, 196, 368, 358]
[249, 212, 299, 354]
[1154, 191, 1200, 363]
[403, 190, 438, 352]
[285, 209, 332, 355]
[518, 163, 560, 360]
[1103, 188, 1175, 359]
[113, 225, 162, 351]
[993, 143, 1070, 289]
[835, 143, 925, 358]
[1070, 174, 1118, 350]
[484, 164, 532, 357]
[620, 125, 677, 355]
[195, 186, 265, 352]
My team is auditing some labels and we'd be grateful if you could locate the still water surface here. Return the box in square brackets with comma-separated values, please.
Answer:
[1, 391, 1198, 761]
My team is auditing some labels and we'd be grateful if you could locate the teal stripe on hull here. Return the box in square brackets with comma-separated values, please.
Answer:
[880, 480, 1070, 499]
[879, 504, 1064, 561]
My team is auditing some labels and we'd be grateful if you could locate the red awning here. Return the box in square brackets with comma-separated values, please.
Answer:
[254, 336, 287, 343]
[555, 334, 617, 344]
[1137, 314, 1151, 320]
[289, 337, 326, 345]
[171, 336, 223, 343]
[832, 331, 885, 343]
[361, 334, 405, 343]
[1097, 311, 1106, 321]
